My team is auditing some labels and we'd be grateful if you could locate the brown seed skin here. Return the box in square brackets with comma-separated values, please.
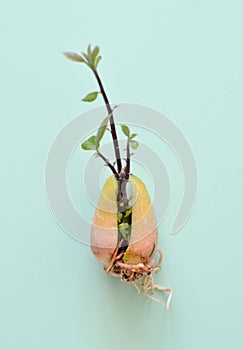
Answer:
[90, 175, 158, 268]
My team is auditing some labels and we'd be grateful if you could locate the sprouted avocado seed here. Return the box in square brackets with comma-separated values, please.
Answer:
[63, 44, 172, 310]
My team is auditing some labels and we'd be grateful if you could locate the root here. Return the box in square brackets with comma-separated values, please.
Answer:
[145, 284, 172, 311]
[154, 248, 163, 269]
[116, 260, 152, 273]
[105, 245, 172, 310]
[143, 293, 163, 304]
[106, 239, 124, 273]
[115, 252, 124, 261]
[130, 281, 140, 294]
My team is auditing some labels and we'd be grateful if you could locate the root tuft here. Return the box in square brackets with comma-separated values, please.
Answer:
[105, 247, 172, 310]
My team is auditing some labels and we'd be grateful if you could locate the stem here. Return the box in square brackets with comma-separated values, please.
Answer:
[92, 69, 122, 174]
[96, 151, 119, 180]
[117, 179, 128, 212]
[92, 67, 131, 246]
[125, 138, 130, 180]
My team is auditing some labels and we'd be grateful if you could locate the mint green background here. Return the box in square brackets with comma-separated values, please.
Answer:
[0, 1, 242, 349]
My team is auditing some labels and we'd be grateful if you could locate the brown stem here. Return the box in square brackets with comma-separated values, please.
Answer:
[92, 69, 122, 174]
[125, 138, 130, 180]
[96, 151, 119, 179]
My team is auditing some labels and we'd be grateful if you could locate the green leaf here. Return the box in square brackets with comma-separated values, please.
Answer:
[124, 207, 132, 217]
[117, 212, 123, 223]
[121, 125, 130, 137]
[130, 133, 138, 139]
[118, 222, 129, 241]
[96, 116, 110, 149]
[63, 52, 85, 63]
[82, 52, 90, 63]
[95, 107, 118, 148]
[81, 135, 97, 150]
[82, 91, 99, 102]
[129, 140, 139, 149]
[95, 55, 102, 69]
[87, 44, 92, 55]
[119, 222, 129, 229]
[92, 46, 100, 61]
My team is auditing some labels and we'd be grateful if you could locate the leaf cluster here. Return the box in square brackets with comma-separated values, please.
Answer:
[120, 125, 139, 149]
[63, 44, 102, 71]
[63, 45, 103, 103]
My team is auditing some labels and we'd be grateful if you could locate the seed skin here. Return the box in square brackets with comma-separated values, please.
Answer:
[90, 176, 118, 266]
[90, 175, 157, 267]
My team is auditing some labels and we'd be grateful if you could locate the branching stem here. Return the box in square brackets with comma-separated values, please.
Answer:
[96, 151, 119, 179]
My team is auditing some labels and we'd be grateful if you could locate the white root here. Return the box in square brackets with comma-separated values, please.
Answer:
[106, 239, 124, 273]
[145, 285, 172, 311]
[130, 281, 140, 294]
[154, 248, 163, 269]
[105, 245, 172, 310]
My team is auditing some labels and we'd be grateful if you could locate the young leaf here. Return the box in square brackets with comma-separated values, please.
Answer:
[96, 116, 109, 149]
[95, 55, 102, 69]
[118, 222, 129, 241]
[92, 46, 100, 62]
[129, 140, 139, 150]
[82, 91, 99, 102]
[95, 107, 118, 149]
[81, 135, 97, 150]
[121, 125, 130, 137]
[130, 133, 138, 139]
[124, 207, 132, 217]
[117, 212, 123, 223]
[82, 52, 90, 63]
[63, 52, 85, 63]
